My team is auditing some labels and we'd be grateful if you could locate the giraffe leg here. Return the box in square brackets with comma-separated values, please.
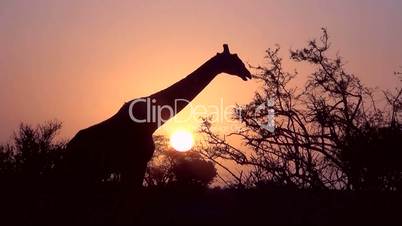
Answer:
[113, 161, 148, 224]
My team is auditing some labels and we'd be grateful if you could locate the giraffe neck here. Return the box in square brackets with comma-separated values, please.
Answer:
[148, 55, 221, 128]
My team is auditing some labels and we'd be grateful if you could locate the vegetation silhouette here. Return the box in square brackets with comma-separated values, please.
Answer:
[200, 29, 402, 192]
[145, 135, 217, 188]
[0, 31, 401, 224]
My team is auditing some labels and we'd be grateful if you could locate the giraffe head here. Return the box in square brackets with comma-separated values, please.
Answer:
[214, 44, 252, 81]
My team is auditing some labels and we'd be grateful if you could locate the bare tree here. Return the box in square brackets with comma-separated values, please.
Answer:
[200, 29, 402, 191]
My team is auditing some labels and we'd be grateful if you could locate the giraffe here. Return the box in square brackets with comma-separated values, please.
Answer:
[55, 44, 251, 191]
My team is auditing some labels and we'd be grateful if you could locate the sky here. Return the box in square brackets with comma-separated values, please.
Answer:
[1, 0, 402, 142]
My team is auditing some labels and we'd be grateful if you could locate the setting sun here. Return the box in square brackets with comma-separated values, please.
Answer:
[170, 130, 194, 152]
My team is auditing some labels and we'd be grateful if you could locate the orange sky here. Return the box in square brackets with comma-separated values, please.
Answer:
[1, 0, 402, 142]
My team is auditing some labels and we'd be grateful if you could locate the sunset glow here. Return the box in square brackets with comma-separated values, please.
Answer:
[170, 130, 194, 152]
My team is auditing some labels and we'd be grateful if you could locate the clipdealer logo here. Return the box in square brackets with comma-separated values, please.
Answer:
[128, 97, 275, 132]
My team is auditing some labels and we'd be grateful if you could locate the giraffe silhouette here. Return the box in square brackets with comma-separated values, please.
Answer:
[55, 44, 251, 192]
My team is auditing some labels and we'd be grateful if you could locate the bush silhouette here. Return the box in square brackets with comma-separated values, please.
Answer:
[145, 135, 217, 188]
[0, 121, 66, 185]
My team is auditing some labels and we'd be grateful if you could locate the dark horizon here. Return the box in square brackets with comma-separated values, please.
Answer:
[1, 0, 402, 143]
